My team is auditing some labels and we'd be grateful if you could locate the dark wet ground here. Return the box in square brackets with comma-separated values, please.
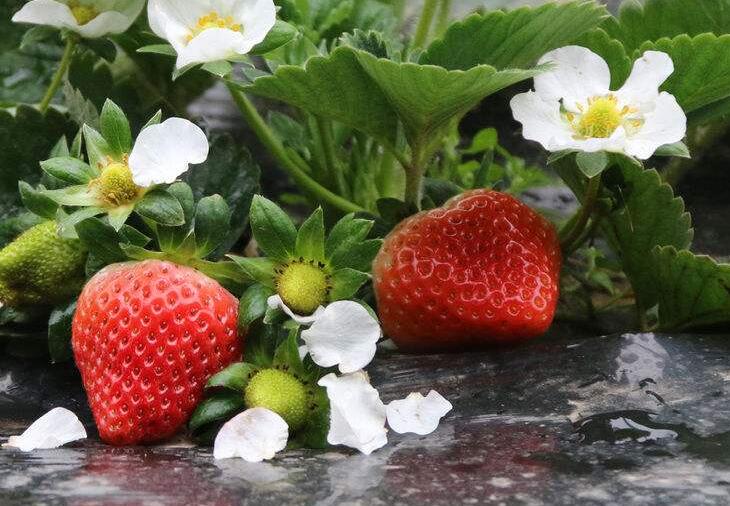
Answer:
[3, 331, 730, 505]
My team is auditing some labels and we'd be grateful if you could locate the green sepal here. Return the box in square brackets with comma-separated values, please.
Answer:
[329, 238, 382, 272]
[134, 189, 186, 226]
[40, 157, 97, 184]
[325, 213, 374, 259]
[82, 124, 111, 169]
[250, 20, 297, 55]
[194, 195, 231, 258]
[41, 185, 100, 207]
[295, 207, 325, 262]
[157, 182, 195, 252]
[329, 268, 370, 301]
[290, 385, 330, 449]
[206, 362, 259, 392]
[107, 204, 134, 231]
[228, 255, 277, 288]
[189, 259, 246, 294]
[188, 390, 246, 435]
[143, 110, 163, 129]
[249, 195, 297, 261]
[100, 99, 132, 157]
[240, 283, 276, 327]
[137, 44, 177, 57]
[48, 300, 77, 363]
[19, 182, 58, 219]
[576, 151, 610, 178]
[654, 141, 691, 158]
[57, 207, 105, 238]
[273, 329, 316, 382]
[75, 217, 128, 271]
[201, 60, 233, 78]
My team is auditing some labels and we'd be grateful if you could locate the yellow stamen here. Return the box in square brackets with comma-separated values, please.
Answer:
[564, 94, 642, 139]
[93, 160, 140, 207]
[276, 260, 330, 316]
[69, 1, 98, 25]
[186, 12, 242, 43]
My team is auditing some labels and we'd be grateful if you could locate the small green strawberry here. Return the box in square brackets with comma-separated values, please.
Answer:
[0, 221, 87, 307]
[244, 368, 309, 430]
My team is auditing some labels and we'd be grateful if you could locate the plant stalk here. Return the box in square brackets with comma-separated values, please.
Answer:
[560, 176, 602, 252]
[226, 84, 364, 214]
[39, 35, 78, 113]
[435, 0, 453, 37]
[316, 117, 349, 199]
[413, 0, 439, 48]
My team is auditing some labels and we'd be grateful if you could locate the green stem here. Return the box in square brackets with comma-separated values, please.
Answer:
[435, 0, 453, 37]
[413, 0, 439, 48]
[39, 35, 77, 113]
[560, 176, 601, 251]
[226, 84, 364, 214]
[393, 0, 406, 25]
[316, 117, 349, 199]
[403, 146, 428, 210]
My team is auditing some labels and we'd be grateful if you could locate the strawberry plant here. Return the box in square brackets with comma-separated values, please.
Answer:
[2, 0, 730, 463]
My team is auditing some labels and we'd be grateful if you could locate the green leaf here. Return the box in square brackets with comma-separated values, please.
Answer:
[18, 182, 58, 219]
[40, 157, 97, 184]
[640, 34, 730, 115]
[75, 217, 127, 268]
[137, 44, 177, 56]
[325, 214, 374, 259]
[249, 195, 297, 261]
[329, 239, 382, 272]
[652, 246, 730, 331]
[134, 189, 186, 226]
[194, 195, 231, 258]
[48, 301, 76, 363]
[654, 141, 691, 158]
[239, 283, 276, 327]
[330, 268, 370, 300]
[464, 128, 498, 154]
[604, 0, 730, 53]
[576, 151, 610, 178]
[421, 0, 608, 70]
[228, 256, 277, 288]
[250, 20, 298, 55]
[100, 99, 132, 157]
[189, 390, 245, 432]
[296, 207, 326, 262]
[82, 124, 111, 170]
[206, 362, 258, 392]
[244, 46, 399, 146]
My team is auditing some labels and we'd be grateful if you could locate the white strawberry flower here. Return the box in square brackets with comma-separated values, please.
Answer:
[12, 0, 145, 38]
[267, 296, 381, 374]
[213, 407, 288, 462]
[3, 407, 87, 452]
[510, 46, 687, 160]
[128, 117, 209, 187]
[147, 0, 277, 69]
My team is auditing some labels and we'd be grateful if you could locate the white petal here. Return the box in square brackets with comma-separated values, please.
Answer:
[3, 408, 86, 452]
[301, 301, 381, 374]
[128, 118, 209, 187]
[535, 46, 611, 105]
[75, 11, 133, 38]
[233, 0, 277, 48]
[624, 92, 687, 160]
[510, 91, 574, 152]
[318, 372, 388, 455]
[147, 0, 202, 51]
[266, 295, 325, 325]
[176, 28, 250, 68]
[617, 51, 675, 107]
[12, 0, 79, 31]
[386, 391, 452, 435]
[213, 408, 289, 462]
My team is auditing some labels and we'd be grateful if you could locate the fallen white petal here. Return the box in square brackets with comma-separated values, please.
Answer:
[266, 294, 325, 325]
[128, 117, 209, 187]
[213, 408, 289, 462]
[318, 372, 387, 455]
[301, 301, 381, 373]
[3, 408, 86, 452]
[386, 391, 452, 435]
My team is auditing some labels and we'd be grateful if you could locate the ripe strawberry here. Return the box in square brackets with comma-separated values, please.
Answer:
[72, 260, 242, 445]
[373, 190, 561, 352]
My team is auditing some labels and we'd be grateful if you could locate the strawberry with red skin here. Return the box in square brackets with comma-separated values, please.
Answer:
[72, 259, 242, 446]
[373, 190, 561, 352]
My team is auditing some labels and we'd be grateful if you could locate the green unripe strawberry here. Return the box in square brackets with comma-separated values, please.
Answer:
[244, 368, 309, 431]
[0, 221, 87, 307]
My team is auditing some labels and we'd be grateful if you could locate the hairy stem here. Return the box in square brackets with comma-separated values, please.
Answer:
[435, 0, 453, 37]
[39, 35, 77, 113]
[560, 176, 602, 252]
[227, 84, 364, 214]
[413, 0, 439, 48]
[316, 117, 349, 199]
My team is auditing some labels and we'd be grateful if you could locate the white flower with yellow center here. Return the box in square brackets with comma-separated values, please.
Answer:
[510, 46, 687, 160]
[12, 0, 145, 38]
[147, 0, 277, 69]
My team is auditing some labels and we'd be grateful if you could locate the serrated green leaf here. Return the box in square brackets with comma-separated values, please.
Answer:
[421, 0, 608, 70]
[206, 362, 258, 392]
[195, 195, 231, 258]
[653, 246, 730, 331]
[296, 207, 326, 262]
[100, 99, 132, 157]
[249, 195, 297, 261]
[40, 157, 96, 184]
[134, 189, 186, 226]
[239, 283, 276, 327]
[228, 256, 277, 288]
[330, 268, 370, 300]
[640, 34, 730, 115]
[48, 301, 76, 363]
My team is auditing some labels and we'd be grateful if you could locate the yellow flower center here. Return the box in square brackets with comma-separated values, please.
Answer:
[276, 260, 330, 316]
[564, 95, 644, 139]
[95, 162, 140, 207]
[186, 12, 242, 43]
[69, 2, 98, 25]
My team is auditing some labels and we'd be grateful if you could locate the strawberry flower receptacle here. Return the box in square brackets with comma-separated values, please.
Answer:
[510, 46, 687, 160]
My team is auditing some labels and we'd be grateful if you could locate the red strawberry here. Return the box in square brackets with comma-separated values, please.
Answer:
[373, 190, 561, 352]
[72, 260, 242, 445]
